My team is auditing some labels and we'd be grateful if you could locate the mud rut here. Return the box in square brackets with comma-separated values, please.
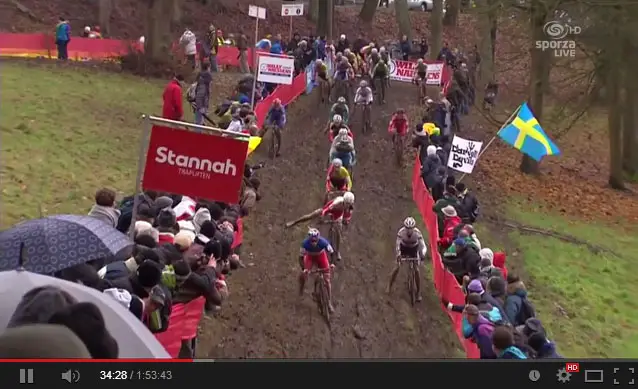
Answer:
[198, 83, 460, 358]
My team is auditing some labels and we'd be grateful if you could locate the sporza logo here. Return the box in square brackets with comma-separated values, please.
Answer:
[154, 146, 238, 180]
[535, 20, 581, 57]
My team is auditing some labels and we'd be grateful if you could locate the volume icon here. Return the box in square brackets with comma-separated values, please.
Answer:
[61, 370, 80, 383]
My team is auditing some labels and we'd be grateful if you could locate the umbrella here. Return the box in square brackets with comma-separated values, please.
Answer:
[0, 215, 133, 274]
[0, 269, 170, 358]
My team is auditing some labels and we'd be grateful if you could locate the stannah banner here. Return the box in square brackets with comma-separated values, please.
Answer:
[142, 126, 248, 203]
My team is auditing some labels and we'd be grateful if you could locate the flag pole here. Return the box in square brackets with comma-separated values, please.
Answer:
[456, 105, 522, 183]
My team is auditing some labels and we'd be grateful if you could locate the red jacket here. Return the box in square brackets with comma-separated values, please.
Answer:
[492, 252, 508, 279]
[438, 215, 462, 249]
[388, 114, 409, 135]
[162, 79, 183, 121]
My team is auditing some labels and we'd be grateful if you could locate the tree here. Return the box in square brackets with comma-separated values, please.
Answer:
[520, 0, 551, 175]
[172, 0, 181, 25]
[475, 0, 495, 104]
[443, 0, 461, 27]
[308, 0, 319, 22]
[98, 0, 113, 36]
[359, 0, 378, 23]
[395, 0, 412, 41]
[429, 0, 443, 61]
[144, 0, 174, 62]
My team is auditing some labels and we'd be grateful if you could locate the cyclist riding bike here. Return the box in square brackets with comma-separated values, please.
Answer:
[388, 108, 410, 140]
[299, 228, 336, 313]
[330, 97, 350, 125]
[330, 128, 355, 171]
[387, 217, 427, 301]
[314, 59, 328, 84]
[326, 158, 352, 193]
[413, 58, 428, 84]
[285, 191, 355, 232]
[367, 48, 380, 77]
[372, 59, 389, 103]
[325, 114, 353, 142]
[354, 80, 373, 106]
[263, 98, 286, 157]
[333, 56, 350, 82]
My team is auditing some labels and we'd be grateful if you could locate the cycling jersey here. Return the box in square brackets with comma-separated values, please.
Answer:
[301, 236, 333, 255]
[415, 63, 427, 77]
[330, 103, 349, 124]
[354, 87, 373, 105]
[329, 125, 353, 142]
[327, 165, 352, 190]
[388, 114, 409, 136]
[266, 106, 286, 128]
[315, 63, 328, 74]
[395, 227, 425, 259]
[300, 237, 334, 271]
[373, 62, 388, 77]
[321, 196, 353, 222]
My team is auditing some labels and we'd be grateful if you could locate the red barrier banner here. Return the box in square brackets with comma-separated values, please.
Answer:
[412, 157, 480, 359]
[143, 125, 248, 204]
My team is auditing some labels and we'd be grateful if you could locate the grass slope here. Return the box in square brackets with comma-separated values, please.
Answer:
[479, 201, 638, 358]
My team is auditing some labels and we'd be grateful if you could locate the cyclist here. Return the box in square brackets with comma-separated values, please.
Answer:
[285, 191, 355, 232]
[379, 46, 391, 65]
[388, 108, 410, 147]
[299, 228, 336, 312]
[326, 158, 352, 193]
[413, 58, 427, 85]
[314, 59, 330, 102]
[264, 98, 286, 156]
[354, 80, 373, 106]
[367, 48, 380, 76]
[330, 128, 355, 171]
[326, 114, 353, 142]
[330, 97, 350, 125]
[372, 59, 389, 103]
[387, 217, 427, 301]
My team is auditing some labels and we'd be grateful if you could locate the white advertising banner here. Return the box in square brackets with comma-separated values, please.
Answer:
[281, 3, 304, 16]
[256, 54, 295, 85]
[425, 62, 444, 85]
[388, 59, 445, 85]
[447, 135, 483, 174]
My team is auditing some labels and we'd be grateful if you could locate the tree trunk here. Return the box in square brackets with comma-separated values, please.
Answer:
[622, 44, 638, 176]
[443, 0, 461, 27]
[359, 0, 378, 23]
[476, 0, 494, 103]
[98, 0, 113, 36]
[520, 0, 550, 175]
[429, 0, 443, 61]
[608, 62, 625, 189]
[326, 0, 334, 40]
[145, 0, 173, 62]
[308, 0, 319, 22]
[395, 0, 412, 41]
[171, 0, 181, 25]
[317, 0, 328, 36]
[489, 0, 497, 61]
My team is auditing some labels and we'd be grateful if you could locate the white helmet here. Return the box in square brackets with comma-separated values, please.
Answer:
[84, 26, 91, 33]
[371, 48, 378, 54]
[360, 80, 368, 87]
[344, 48, 351, 55]
[316, 59, 323, 64]
[343, 192, 355, 204]
[403, 217, 416, 229]
[336, 52, 343, 58]
[333, 114, 342, 122]
[380, 46, 386, 53]
[337, 97, 346, 103]
[332, 158, 343, 168]
[338, 128, 349, 137]
[417, 58, 424, 64]
[340, 34, 346, 40]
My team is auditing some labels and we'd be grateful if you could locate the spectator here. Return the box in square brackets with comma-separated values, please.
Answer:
[162, 74, 184, 121]
[179, 27, 197, 69]
[287, 32, 301, 53]
[456, 183, 479, 223]
[271, 34, 284, 55]
[420, 145, 441, 188]
[82, 26, 91, 38]
[55, 16, 71, 60]
[527, 331, 562, 359]
[88, 188, 120, 228]
[352, 33, 367, 55]
[430, 166, 448, 202]
[418, 38, 429, 58]
[90, 26, 103, 39]
[462, 304, 496, 359]
[491, 326, 528, 359]
[256, 37, 272, 51]
[7, 286, 77, 328]
[437, 42, 454, 63]
[437, 206, 462, 249]
[194, 61, 213, 126]
[478, 248, 504, 281]
[156, 208, 178, 244]
[335, 34, 349, 54]
[400, 35, 411, 61]
[236, 31, 249, 74]
[240, 177, 261, 216]
[505, 273, 536, 326]
[433, 187, 461, 235]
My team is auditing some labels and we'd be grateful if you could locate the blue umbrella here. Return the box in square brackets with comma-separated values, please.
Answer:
[0, 215, 133, 274]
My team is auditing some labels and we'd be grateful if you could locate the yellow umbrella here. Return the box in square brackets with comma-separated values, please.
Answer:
[247, 136, 262, 156]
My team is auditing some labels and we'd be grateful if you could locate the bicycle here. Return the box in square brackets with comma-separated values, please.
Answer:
[414, 76, 427, 105]
[373, 76, 386, 105]
[310, 267, 332, 323]
[357, 102, 371, 134]
[392, 132, 406, 166]
[318, 76, 331, 105]
[261, 124, 281, 159]
[326, 218, 343, 264]
[401, 257, 420, 306]
[333, 79, 350, 105]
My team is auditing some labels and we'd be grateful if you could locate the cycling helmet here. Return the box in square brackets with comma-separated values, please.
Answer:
[333, 114, 343, 122]
[371, 48, 378, 54]
[316, 59, 323, 64]
[337, 97, 346, 103]
[344, 48, 351, 55]
[403, 217, 416, 229]
[332, 158, 343, 168]
[308, 228, 320, 239]
[336, 52, 343, 58]
[417, 58, 424, 64]
[379, 46, 386, 53]
[396, 108, 405, 114]
[360, 80, 368, 87]
[378, 60, 385, 65]
[338, 128, 349, 137]
[273, 98, 281, 105]
[343, 191, 355, 204]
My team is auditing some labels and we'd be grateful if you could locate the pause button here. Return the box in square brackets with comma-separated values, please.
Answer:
[19, 369, 34, 384]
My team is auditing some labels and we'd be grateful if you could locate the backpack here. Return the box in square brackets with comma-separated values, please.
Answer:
[515, 297, 536, 325]
[215, 100, 232, 116]
[186, 82, 197, 102]
[115, 196, 135, 233]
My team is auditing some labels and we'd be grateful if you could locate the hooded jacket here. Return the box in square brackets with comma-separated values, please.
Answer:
[498, 345, 528, 359]
[462, 315, 496, 359]
[421, 146, 441, 188]
[505, 280, 531, 326]
[88, 205, 121, 228]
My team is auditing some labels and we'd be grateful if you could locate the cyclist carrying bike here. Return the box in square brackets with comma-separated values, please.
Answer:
[264, 98, 286, 157]
[299, 228, 336, 313]
[330, 128, 355, 171]
[387, 217, 427, 301]
[326, 158, 352, 193]
[330, 97, 350, 125]
[372, 59, 389, 104]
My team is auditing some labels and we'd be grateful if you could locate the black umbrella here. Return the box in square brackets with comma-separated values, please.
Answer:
[0, 215, 133, 274]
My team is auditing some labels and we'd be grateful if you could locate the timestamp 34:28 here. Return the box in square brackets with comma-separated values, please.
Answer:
[99, 370, 173, 381]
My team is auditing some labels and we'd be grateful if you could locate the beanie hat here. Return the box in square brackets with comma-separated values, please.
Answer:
[136, 261, 162, 288]
[48, 302, 119, 358]
[156, 208, 177, 229]
[137, 203, 155, 219]
[199, 220, 217, 238]
[467, 279, 484, 294]
[153, 196, 174, 213]
[175, 230, 195, 250]
[479, 248, 494, 263]
[8, 286, 78, 328]
[193, 208, 212, 232]
[0, 324, 91, 358]
[453, 237, 466, 247]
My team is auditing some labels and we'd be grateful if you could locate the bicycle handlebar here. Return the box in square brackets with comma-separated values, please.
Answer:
[400, 257, 419, 262]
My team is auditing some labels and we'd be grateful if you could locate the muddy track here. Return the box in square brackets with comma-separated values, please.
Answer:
[197, 83, 460, 358]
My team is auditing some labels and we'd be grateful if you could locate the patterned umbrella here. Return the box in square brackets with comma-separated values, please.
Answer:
[0, 215, 133, 274]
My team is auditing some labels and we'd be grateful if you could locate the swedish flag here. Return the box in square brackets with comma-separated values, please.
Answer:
[498, 102, 560, 161]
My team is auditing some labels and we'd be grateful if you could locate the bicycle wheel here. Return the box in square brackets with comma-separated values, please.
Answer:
[394, 136, 402, 166]
[320, 277, 331, 323]
[268, 127, 275, 159]
[408, 263, 416, 306]
[314, 275, 324, 313]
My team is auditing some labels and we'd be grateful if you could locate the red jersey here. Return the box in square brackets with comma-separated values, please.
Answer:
[321, 197, 352, 222]
[388, 114, 409, 136]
